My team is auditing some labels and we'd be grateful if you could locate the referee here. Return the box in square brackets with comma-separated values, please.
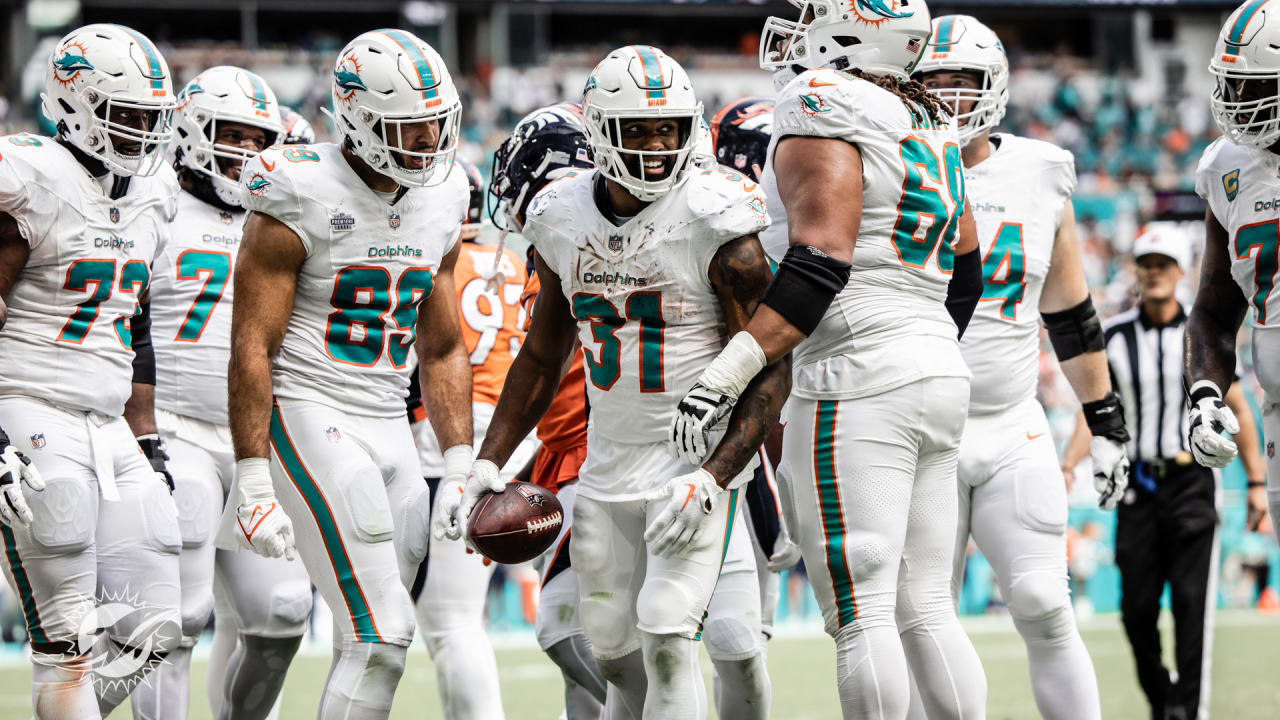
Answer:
[1066, 226, 1266, 720]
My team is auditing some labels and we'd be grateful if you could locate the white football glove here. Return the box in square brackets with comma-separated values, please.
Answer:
[669, 384, 736, 466]
[0, 428, 43, 528]
[1187, 381, 1240, 469]
[231, 458, 295, 560]
[644, 468, 723, 559]
[668, 332, 767, 466]
[1081, 392, 1132, 511]
[431, 445, 475, 541]
[451, 459, 505, 551]
[1089, 436, 1130, 511]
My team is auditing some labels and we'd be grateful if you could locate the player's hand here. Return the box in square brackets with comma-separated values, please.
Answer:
[1187, 382, 1240, 468]
[1247, 482, 1268, 532]
[0, 428, 43, 528]
[137, 434, 175, 493]
[232, 459, 295, 560]
[1090, 436, 1129, 510]
[669, 383, 736, 466]
[643, 468, 723, 559]
[767, 530, 802, 573]
[453, 460, 505, 550]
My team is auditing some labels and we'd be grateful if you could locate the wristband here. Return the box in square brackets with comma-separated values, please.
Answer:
[443, 444, 474, 479]
[698, 331, 767, 399]
[235, 458, 274, 500]
[1188, 380, 1224, 405]
[1082, 392, 1129, 443]
[1248, 480, 1267, 489]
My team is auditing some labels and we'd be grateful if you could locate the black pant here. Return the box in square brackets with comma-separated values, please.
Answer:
[1115, 461, 1217, 720]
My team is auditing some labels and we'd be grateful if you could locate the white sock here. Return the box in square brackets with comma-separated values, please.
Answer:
[710, 653, 771, 720]
[130, 644, 192, 720]
[640, 633, 705, 720]
[1013, 606, 1101, 720]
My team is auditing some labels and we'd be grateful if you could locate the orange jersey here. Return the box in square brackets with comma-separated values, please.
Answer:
[456, 243, 528, 406]
[521, 268, 588, 456]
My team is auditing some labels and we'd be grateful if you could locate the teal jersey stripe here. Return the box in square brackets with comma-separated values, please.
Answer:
[694, 487, 740, 640]
[1, 526, 47, 643]
[269, 404, 383, 642]
[935, 17, 956, 52]
[1228, 0, 1272, 54]
[815, 401, 857, 626]
[632, 45, 666, 102]
[379, 29, 439, 101]
[246, 72, 269, 112]
[112, 25, 165, 92]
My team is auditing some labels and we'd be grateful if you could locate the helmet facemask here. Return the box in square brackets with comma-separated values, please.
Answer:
[1211, 69, 1280, 148]
[586, 110, 701, 203]
[331, 101, 462, 188]
[181, 114, 279, 207]
[921, 69, 1006, 146]
[72, 88, 175, 176]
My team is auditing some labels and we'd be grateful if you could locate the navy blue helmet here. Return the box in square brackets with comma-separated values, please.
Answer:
[488, 102, 593, 231]
[456, 156, 485, 241]
[709, 97, 774, 182]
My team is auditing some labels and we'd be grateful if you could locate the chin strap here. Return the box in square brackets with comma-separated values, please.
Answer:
[483, 230, 510, 295]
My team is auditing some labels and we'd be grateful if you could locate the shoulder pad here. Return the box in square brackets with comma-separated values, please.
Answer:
[685, 166, 770, 242]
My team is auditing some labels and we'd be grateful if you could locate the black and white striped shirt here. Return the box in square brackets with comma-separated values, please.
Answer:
[1102, 304, 1188, 461]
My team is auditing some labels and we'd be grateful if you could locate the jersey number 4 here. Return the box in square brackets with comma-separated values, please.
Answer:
[1235, 220, 1279, 324]
[56, 258, 149, 348]
[325, 266, 434, 368]
[571, 292, 664, 392]
[891, 138, 964, 271]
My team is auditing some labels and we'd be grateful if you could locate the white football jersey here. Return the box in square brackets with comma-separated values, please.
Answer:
[960, 134, 1076, 414]
[241, 143, 468, 417]
[0, 134, 177, 417]
[523, 166, 768, 473]
[1195, 138, 1280, 329]
[150, 191, 243, 425]
[763, 69, 969, 401]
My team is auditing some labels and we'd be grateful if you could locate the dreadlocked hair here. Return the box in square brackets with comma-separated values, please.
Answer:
[839, 68, 951, 127]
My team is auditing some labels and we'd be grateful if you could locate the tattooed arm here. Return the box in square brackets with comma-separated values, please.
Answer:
[1186, 208, 1247, 391]
[702, 234, 791, 488]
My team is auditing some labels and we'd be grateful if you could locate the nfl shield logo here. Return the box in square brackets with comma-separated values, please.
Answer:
[109, 207, 120, 224]
[30, 433, 45, 450]
[608, 234, 623, 252]
[220, 211, 233, 224]
[389, 213, 400, 230]
[326, 426, 342, 443]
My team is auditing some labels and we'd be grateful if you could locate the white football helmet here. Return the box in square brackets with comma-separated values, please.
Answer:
[582, 45, 703, 202]
[41, 23, 176, 177]
[915, 15, 1009, 147]
[174, 67, 284, 208]
[1210, 0, 1280, 148]
[326, 29, 461, 187]
[694, 116, 715, 169]
[760, 0, 932, 80]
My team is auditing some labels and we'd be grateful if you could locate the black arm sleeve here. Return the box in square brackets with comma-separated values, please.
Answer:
[130, 300, 156, 385]
[945, 248, 983, 339]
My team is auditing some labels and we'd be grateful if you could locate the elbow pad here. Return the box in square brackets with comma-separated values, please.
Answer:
[130, 300, 156, 385]
[760, 245, 852, 336]
[1042, 297, 1104, 362]
[945, 248, 983, 339]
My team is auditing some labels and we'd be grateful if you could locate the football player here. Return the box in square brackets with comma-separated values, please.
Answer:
[489, 101, 607, 720]
[131, 67, 313, 720]
[447, 46, 788, 720]
[404, 156, 536, 720]
[1187, 0, 1280, 546]
[222, 30, 473, 719]
[201, 102, 315, 720]
[0, 23, 183, 718]
[706, 96, 804, 649]
[912, 16, 1131, 720]
[671, 2, 993, 717]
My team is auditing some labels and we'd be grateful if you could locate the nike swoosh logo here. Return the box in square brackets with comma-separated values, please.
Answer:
[680, 484, 697, 511]
[808, 77, 836, 88]
[238, 503, 275, 541]
[261, 158, 276, 172]
[1026, 432, 1045, 441]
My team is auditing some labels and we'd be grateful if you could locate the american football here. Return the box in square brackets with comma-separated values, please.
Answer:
[468, 481, 564, 564]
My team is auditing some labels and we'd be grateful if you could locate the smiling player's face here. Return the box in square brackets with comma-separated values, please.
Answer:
[618, 118, 680, 181]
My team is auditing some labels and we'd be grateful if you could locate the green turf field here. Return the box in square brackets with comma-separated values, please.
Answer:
[2, 611, 1276, 719]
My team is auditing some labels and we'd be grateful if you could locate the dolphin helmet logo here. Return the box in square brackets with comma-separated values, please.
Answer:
[852, 0, 914, 27]
[53, 42, 93, 86]
[334, 69, 367, 93]
[333, 55, 366, 105]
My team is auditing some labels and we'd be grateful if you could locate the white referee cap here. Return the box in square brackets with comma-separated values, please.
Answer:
[1132, 224, 1189, 270]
